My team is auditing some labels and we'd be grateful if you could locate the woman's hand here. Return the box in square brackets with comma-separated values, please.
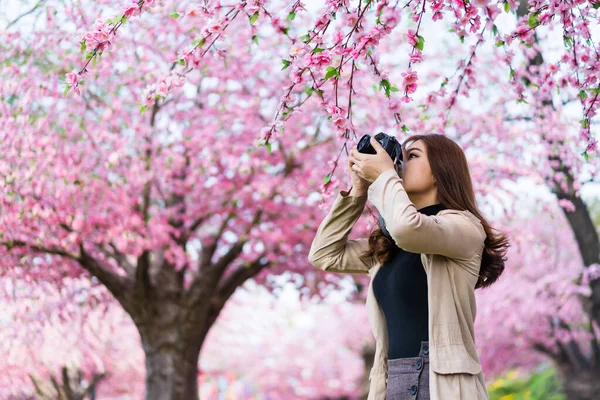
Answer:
[349, 136, 396, 183]
[348, 149, 370, 193]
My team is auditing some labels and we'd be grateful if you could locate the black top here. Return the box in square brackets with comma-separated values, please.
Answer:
[372, 203, 448, 359]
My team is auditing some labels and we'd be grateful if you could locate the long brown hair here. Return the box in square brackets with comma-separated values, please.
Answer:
[360, 134, 509, 289]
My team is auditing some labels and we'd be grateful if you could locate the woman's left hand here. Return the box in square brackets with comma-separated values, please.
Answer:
[349, 136, 397, 183]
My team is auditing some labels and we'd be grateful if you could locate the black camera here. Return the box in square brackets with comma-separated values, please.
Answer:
[357, 132, 403, 166]
[356, 132, 403, 243]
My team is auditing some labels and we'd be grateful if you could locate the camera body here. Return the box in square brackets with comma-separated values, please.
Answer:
[357, 132, 403, 165]
[356, 132, 403, 243]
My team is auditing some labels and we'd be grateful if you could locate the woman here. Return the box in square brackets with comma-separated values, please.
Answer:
[308, 134, 509, 400]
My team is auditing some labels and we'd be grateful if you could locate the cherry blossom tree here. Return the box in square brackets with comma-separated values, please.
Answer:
[3, 0, 600, 398]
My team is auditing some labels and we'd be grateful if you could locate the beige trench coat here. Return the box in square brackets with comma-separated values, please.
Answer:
[308, 169, 489, 400]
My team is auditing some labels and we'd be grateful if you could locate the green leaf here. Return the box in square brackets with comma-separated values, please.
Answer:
[120, 15, 127, 24]
[593, 2, 600, 9]
[582, 150, 589, 162]
[390, 86, 399, 92]
[63, 85, 70, 97]
[312, 47, 325, 54]
[323, 173, 331, 185]
[509, 68, 515, 80]
[564, 36, 573, 48]
[300, 33, 311, 43]
[492, 24, 498, 36]
[140, 104, 146, 114]
[266, 142, 272, 153]
[305, 86, 314, 95]
[401, 125, 409, 132]
[252, 34, 259, 45]
[178, 59, 185, 65]
[527, 13, 538, 28]
[170, 12, 179, 18]
[281, 59, 291, 70]
[324, 66, 339, 80]
[503, 1, 510, 12]
[416, 35, 425, 51]
[593, 88, 600, 95]
[192, 38, 206, 47]
[496, 40, 505, 47]
[80, 41, 87, 53]
[85, 52, 93, 60]
[287, 11, 296, 20]
[579, 90, 588, 100]
[516, 98, 528, 104]
[249, 11, 259, 25]
[459, 36, 465, 44]
[580, 119, 590, 129]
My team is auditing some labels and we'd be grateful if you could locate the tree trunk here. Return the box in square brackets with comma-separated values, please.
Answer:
[140, 334, 201, 400]
[557, 366, 600, 400]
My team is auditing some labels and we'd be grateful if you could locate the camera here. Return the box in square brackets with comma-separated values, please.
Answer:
[357, 132, 403, 175]
[357, 132, 403, 166]
[356, 132, 403, 243]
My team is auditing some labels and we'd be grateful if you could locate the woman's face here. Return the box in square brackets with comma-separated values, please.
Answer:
[401, 140, 436, 195]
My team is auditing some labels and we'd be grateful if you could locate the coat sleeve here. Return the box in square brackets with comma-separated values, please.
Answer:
[367, 169, 484, 260]
[308, 188, 376, 274]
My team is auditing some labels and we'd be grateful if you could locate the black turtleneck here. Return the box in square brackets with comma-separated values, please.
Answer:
[372, 203, 448, 359]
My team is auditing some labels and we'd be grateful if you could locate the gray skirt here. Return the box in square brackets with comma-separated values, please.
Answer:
[385, 341, 430, 400]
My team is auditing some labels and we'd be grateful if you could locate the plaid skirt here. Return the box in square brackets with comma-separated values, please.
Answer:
[385, 341, 430, 400]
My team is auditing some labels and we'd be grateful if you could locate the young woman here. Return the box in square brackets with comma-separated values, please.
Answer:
[308, 134, 509, 400]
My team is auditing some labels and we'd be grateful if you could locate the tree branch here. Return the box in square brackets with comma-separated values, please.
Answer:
[5, 0, 45, 29]
[216, 253, 269, 303]
[78, 243, 129, 299]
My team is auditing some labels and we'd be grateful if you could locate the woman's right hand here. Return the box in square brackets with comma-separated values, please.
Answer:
[348, 150, 370, 194]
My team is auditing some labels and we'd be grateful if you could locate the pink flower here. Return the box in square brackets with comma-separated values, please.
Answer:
[402, 69, 418, 88]
[586, 139, 598, 152]
[431, 1, 444, 14]
[558, 199, 576, 213]
[66, 71, 79, 87]
[380, 8, 400, 28]
[142, 0, 155, 11]
[324, 102, 339, 115]
[156, 80, 168, 97]
[406, 29, 418, 47]
[333, 31, 344, 44]
[122, 1, 141, 18]
[208, 22, 223, 34]
[409, 52, 423, 63]
[308, 50, 332, 68]
[386, 98, 400, 112]
[331, 114, 347, 131]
